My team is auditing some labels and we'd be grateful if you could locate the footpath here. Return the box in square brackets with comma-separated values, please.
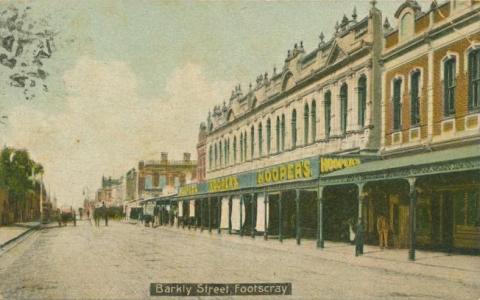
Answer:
[151, 224, 480, 289]
[0, 222, 41, 249]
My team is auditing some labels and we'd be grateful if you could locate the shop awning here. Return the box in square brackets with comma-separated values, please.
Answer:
[320, 144, 480, 185]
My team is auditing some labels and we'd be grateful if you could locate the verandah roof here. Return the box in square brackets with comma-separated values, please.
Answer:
[320, 144, 480, 186]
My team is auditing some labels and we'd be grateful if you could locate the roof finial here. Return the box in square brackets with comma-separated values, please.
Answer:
[370, 0, 377, 8]
[383, 17, 391, 30]
[352, 6, 357, 21]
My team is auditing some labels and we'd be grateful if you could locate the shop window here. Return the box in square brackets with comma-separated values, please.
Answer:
[311, 100, 317, 143]
[266, 118, 271, 154]
[410, 70, 421, 126]
[304, 103, 309, 145]
[393, 78, 402, 131]
[324, 91, 331, 138]
[291, 109, 297, 148]
[358, 76, 367, 127]
[468, 49, 480, 111]
[444, 57, 456, 116]
[258, 123, 263, 157]
[467, 191, 479, 227]
[340, 83, 348, 134]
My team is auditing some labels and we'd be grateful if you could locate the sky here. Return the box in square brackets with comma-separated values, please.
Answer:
[0, 0, 432, 208]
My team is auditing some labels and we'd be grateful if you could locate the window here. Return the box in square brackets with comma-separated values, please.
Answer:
[233, 136, 237, 163]
[225, 139, 228, 165]
[311, 100, 316, 143]
[393, 78, 402, 131]
[266, 118, 271, 154]
[159, 175, 166, 188]
[240, 133, 244, 162]
[145, 175, 153, 189]
[304, 103, 309, 145]
[291, 109, 297, 148]
[276, 116, 280, 153]
[324, 91, 331, 138]
[468, 49, 480, 111]
[410, 71, 421, 126]
[281, 114, 286, 151]
[358, 76, 367, 127]
[444, 57, 456, 116]
[208, 145, 213, 170]
[258, 123, 263, 157]
[340, 83, 348, 134]
[214, 143, 218, 168]
[250, 126, 254, 158]
[244, 131, 248, 161]
[219, 140, 222, 166]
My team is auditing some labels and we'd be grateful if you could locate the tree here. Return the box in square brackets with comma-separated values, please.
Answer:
[0, 5, 56, 101]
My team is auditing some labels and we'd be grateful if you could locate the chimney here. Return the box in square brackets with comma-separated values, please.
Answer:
[161, 152, 168, 162]
[183, 152, 191, 162]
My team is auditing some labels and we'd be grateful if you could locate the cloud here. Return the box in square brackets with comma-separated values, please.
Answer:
[1, 57, 232, 207]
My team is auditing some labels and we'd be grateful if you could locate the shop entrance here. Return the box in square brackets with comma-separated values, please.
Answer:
[267, 194, 280, 236]
[324, 185, 357, 242]
[242, 194, 257, 235]
[300, 190, 317, 239]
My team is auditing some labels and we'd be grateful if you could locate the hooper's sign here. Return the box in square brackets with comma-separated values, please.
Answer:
[257, 160, 312, 185]
[208, 176, 239, 193]
[320, 157, 361, 174]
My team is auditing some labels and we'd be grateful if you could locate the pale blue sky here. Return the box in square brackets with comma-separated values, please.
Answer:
[0, 0, 431, 207]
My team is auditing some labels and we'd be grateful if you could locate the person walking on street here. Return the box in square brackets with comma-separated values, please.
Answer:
[103, 202, 108, 227]
[377, 215, 390, 249]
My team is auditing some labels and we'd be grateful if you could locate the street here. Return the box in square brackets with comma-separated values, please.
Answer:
[0, 221, 479, 300]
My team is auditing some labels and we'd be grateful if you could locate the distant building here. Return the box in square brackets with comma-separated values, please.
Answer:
[96, 176, 124, 207]
[196, 123, 208, 182]
[137, 152, 197, 200]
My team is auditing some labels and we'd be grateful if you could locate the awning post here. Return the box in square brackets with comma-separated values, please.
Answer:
[208, 197, 212, 233]
[217, 197, 221, 234]
[356, 183, 365, 257]
[200, 199, 204, 232]
[317, 186, 324, 249]
[240, 195, 244, 237]
[279, 193, 283, 243]
[264, 192, 268, 240]
[295, 189, 301, 245]
[408, 177, 417, 261]
[251, 193, 256, 238]
[228, 196, 232, 235]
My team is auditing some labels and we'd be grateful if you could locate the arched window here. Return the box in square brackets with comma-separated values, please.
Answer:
[281, 114, 286, 151]
[225, 139, 229, 166]
[233, 136, 237, 163]
[276, 116, 280, 153]
[291, 109, 297, 148]
[266, 118, 271, 154]
[393, 78, 403, 131]
[410, 71, 421, 126]
[250, 126, 255, 158]
[209, 145, 213, 170]
[324, 91, 331, 138]
[214, 143, 218, 168]
[311, 100, 316, 143]
[240, 133, 243, 162]
[304, 103, 309, 145]
[258, 123, 263, 157]
[340, 83, 348, 134]
[244, 131, 248, 161]
[219, 140, 223, 166]
[444, 57, 456, 116]
[468, 48, 480, 111]
[358, 76, 367, 127]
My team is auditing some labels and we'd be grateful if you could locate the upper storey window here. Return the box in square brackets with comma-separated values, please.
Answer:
[444, 57, 456, 117]
[400, 12, 414, 41]
[340, 83, 348, 134]
[393, 78, 403, 131]
[468, 48, 480, 111]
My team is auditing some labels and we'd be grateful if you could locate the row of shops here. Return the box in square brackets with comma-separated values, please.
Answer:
[136, 144, 480, 260]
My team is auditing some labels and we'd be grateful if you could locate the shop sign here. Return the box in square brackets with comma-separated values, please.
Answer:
[256, 159, 313, 185]
[178, 184, 199, 197]
[320, 157, 361, 174]
[208, 176, 240, 193]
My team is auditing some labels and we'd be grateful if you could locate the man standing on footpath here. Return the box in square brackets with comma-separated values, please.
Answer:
[377, 215, 390, 249]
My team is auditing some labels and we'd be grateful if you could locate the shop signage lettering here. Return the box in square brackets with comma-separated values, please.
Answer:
[257, 160, 312, 185]
[320, 157, 361, 174]
[208, 176, 239, 193]
[178, 184, 199, 197]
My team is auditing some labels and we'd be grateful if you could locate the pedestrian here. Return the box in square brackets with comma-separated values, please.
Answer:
[57, 209, 62, 227]
[377, 215, 390, 249]
[103, 202, 108, 227]
[355, 220, 364, 256]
